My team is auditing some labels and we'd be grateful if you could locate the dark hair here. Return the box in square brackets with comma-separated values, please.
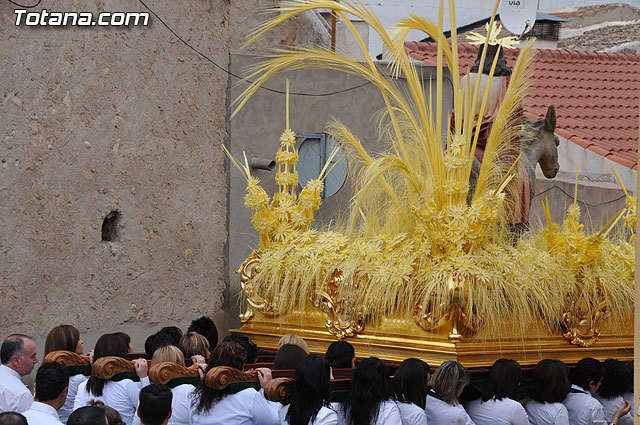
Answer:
[159, 326, 183, 347]
[286, 356, 331, 425]
[325, 341, 355, 369]
[188, 316, 218, 351]
[572, 357, 604, 392]
[145, 332, 172, 360]
[274, 344, 307, 370]
[470, 43, 512, 76]
[35, 361, 69, 402]
[343, 357, 392, 425]
[192, 341, 247, 413]
[113, 332, 131, 349]
[599, 359, 632, 399]
[0, 412, 28, 425]
[528, 359, 569, 403]
[223, 334, 259, 364]
[86, 333, 129, 397]
[393, 358, 430, 409]
[44, 325, 80, 355]
[485, 358, 521, 401]
[1, 334, 31, 364]
[139, 383, 173, 425]
[67, 406, 108, 425]
[89, 401, 126, 425]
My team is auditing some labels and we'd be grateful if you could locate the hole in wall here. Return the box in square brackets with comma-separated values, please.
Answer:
[101, 211, 120, 242]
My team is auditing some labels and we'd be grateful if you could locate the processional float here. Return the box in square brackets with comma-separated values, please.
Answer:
[227, 0, 635, 367]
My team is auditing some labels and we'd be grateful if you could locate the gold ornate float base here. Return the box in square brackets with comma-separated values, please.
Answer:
[230, 309, 632, 368]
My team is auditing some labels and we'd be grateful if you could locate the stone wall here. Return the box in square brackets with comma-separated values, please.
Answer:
[0, 0, 231, 339]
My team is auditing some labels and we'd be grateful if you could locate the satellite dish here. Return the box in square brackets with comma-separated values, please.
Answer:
[498, 0, 537, 36]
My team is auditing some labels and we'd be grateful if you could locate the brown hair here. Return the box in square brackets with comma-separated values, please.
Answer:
[179, 332, 210, 359]
[44, 325, 80, 355]
[151, 345, 185, 367]
[430, 361, 469, 405]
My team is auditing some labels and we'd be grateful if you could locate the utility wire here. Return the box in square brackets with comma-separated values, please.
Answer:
[137, 0, 371, 97]
[533, 184, 627, 208]
[5, 0, 41, 7]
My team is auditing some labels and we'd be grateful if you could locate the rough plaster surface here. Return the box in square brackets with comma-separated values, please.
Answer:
[1, 0, 230, 337]
[230, 0, 330, 54]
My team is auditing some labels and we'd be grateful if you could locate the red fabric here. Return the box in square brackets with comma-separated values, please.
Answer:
[449, 76, 530, 224]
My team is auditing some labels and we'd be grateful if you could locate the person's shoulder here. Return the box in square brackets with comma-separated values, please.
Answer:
[172, 383, 196, 394]
[317, 406, 338, 420]
[70, 373, 87, 383]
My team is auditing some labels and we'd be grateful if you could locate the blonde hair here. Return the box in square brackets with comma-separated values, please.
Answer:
[430, 361, 469, 405]
[278, 334, 309, 354]
[151, 345, 185, 367]
[179, 332, 210, 358]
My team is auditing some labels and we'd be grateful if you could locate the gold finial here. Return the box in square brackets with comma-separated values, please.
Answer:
[466, 22, 519, 49]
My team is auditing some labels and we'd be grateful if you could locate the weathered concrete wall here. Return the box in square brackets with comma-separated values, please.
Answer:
[230, 0, 330, 54]
[0, 0, 230, 342]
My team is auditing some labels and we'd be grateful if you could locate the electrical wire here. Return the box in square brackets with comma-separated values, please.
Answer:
[533, 184, 627, 208]
[5, 0, 41, 7]
[137, 0, 371, 97]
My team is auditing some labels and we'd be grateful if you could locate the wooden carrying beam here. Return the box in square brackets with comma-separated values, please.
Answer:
[92, 356, 151, 379]
[43, 350, 90, 366]
[204, 366, 258, 390]
[149, 362, 199, 385]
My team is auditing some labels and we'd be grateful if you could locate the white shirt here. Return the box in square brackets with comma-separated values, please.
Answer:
[621, 392, 633, 416]
[278, 404, 338, 425]
[188, 387, 279, 425]
[426, 394, 475, 425]
[335, 400, 401, 425]
[132, 383, 194, 425]
[594, 394, 633, 425]
[74, 376, 150, 425]
[563, 385, 606, 425]
[0, 364, 34, 413]
[524, 400, 569, 425]
[465, 397, 529, 425]
[23, 401, 64, 425]
[59, 374, 87, 423]
[395, 401, 428, 425]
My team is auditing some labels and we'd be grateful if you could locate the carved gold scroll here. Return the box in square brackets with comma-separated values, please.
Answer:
[237, 255, 282, 322]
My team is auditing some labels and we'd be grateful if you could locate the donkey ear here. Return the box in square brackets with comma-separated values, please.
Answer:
[544, 104, 556, 132]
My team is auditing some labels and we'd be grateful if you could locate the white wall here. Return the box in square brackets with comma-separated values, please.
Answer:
[355, 0, 640, 57]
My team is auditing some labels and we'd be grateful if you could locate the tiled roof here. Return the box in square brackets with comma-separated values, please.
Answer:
[405, 42, 640, 169]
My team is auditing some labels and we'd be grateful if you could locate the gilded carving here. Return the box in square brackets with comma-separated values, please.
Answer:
[312, 269, 365, 339]
[236, 255, 282, 322]
[414, 274, 480, 342]
[561, 288, 607, 347]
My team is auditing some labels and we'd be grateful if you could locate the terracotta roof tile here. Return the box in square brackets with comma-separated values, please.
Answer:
[405, 41, 640, 169]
